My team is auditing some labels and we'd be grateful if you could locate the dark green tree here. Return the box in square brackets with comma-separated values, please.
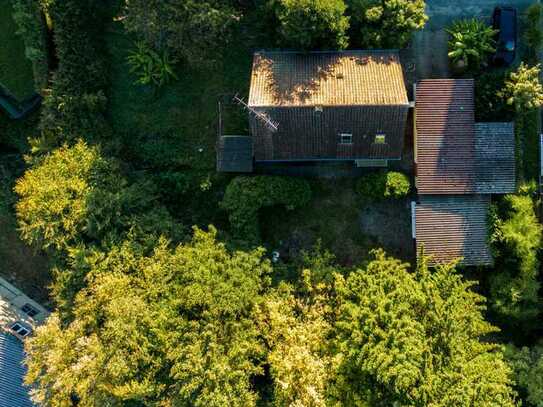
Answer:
[505, 343, 543, 407]
[334, 250, 518, 406]
[273, 0, 350, 49]
[25, 227, 272, 406]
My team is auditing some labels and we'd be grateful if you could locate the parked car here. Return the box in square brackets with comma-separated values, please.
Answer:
[492, 6, 517, 66]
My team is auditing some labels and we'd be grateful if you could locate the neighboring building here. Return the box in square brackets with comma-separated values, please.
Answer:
[413, 79, 516, 266]
[217, 50, 410, 171]
[0, 277, 49, 407]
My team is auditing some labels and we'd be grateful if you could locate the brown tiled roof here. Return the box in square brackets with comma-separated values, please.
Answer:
[415, 195, 493, 266]
[415, 79, 476, 194]
[249, 51, 409, 107]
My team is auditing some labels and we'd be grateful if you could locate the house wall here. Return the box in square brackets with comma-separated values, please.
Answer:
[249, 105, 409, 161]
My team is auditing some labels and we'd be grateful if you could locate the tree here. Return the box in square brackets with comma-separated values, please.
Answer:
[489, 193, 542, 327]
[447, 18, 497, 71]
[25, 227, 272, 406]
[273, 0, 350, 49]
[334, 250, 518, 406]
[505, 343, 543, 407]
[15, 140, 179, 252]
[347, 0, 427, 48]
[499, 63, 543, 112]
[122, 0, 239, 65]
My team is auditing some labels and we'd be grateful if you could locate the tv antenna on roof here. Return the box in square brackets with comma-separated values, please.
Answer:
[233, 94, 279, 132]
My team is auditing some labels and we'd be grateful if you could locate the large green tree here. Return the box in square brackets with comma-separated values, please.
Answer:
[273, 0, 350, 49]
[15, 140, 178, 252]
[25, 228, 272, 406]
[489, 193, 542, 327]
[505, 343, 543, 407]
[122, 0, 239, 65]
[347, 0, 427, 48]
[334, 250, 518, 406]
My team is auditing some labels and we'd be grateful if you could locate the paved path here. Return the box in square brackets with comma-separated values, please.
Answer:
[411, 0, 536, 79]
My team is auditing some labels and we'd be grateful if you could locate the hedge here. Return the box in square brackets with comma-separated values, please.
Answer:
[221, 176, 312, 243]
[12, 0, 49, 93]
[356, 171, 411, 202]
[39, 0, 110, 146]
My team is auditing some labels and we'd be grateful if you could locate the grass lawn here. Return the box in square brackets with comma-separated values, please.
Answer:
[261, 179, 414, 267]
[0, 0, 35, 101]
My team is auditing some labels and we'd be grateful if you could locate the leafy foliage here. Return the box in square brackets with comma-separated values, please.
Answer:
[489, 193, 542, 326]
[25, 228, 272, 407]
[348, 0, 427, 48]
[221, 176, 312, 243]
[334, 250, 518, 406]
[39, 0, 110, 145]
[356, 171, 411, 202]
[14, 140, 179, 252]
[127, 41, 178, 88]
[505, 343, 543, 407]
[447, 18, 496, 71]
[273, 0, 350, 49]
[499, 63, 543, 112]
[122, 0, 239, 66]
[524, 3, 543, 63]
[11, 0, 49, 92]
[475, 70, 514, 122]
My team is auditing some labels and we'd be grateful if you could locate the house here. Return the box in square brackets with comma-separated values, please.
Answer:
[217, 50, 410, 171]
[413, 79, 516, 266]
[0, 277, 49, 407]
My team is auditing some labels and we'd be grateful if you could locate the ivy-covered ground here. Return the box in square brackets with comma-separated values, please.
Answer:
[0, 0, 35, 100]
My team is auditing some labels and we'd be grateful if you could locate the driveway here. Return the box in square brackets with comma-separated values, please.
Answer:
[410, 0, 537, 80]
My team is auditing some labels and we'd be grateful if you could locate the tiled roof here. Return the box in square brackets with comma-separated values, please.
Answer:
[415, 80, 516, 194]
[475, 123, 516, 193]
[249, 51, 409, 107]
[216, 136, 253, 173]
[0, 332, 34, 407]
[415, 195, 493, 266]
[415, 79, 476, 194]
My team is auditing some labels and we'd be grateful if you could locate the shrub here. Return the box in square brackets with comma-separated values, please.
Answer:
[347, 0, 427, 48]
[273, 0, 350, 49]
[11, 0, 49, 92]
[447, 18, 496, 72]
[505, 343, 543, 407]
[356, 171, 411, 202]
[499, 63, 543, 112]
[39, 0, 110, 146]
[524, 3, 543, 63]
[475, 70, 514, 122]
[127, 41, 178, 88]
[489, 194, 542, 326]
[221, 176, 312, 243]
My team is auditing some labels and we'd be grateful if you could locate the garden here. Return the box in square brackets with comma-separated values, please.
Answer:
[2, 0, 543, 406]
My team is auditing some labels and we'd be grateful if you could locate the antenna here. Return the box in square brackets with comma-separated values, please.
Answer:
[233, 94, 279, 132]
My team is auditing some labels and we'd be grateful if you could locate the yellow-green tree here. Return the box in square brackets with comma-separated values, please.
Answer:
[499, 63, 543, 112]
[25, 228, 272, 406]
[334, 250, 518, 406]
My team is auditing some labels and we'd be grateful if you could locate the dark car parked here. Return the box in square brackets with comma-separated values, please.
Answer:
[492, 6, 517, 66]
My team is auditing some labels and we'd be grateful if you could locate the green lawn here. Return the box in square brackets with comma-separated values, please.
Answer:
[0, 0, 35, 101]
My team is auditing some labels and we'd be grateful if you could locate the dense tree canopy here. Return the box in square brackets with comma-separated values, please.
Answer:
[334, 251, 518, 406]
[273, 0, 350, 49]
[347, 0, 427, 48]
[122, 0, 239, 65]
[505, 343, 543, 407]
[15, 140, 179, 252]
[499, 63, 543, 112]
[25, 228, 272, 406]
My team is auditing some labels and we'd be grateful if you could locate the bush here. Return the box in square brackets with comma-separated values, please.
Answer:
[356, 171, 411, 202]
[347, 0, 427, 48]
[489, 193, 542, 327]
[39, 0, 110, 146]
[524, 3, 543, 64]
[447, 18, 496, 72]
[505, 343, 543, 407]
[499, 63, 543, 112]
[273, 0, 350, 49]
[475, 70, 514, 122]
[127, 41, 178, 88]
[11, 0, 49, 92]
[221, 176, 312, 243]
